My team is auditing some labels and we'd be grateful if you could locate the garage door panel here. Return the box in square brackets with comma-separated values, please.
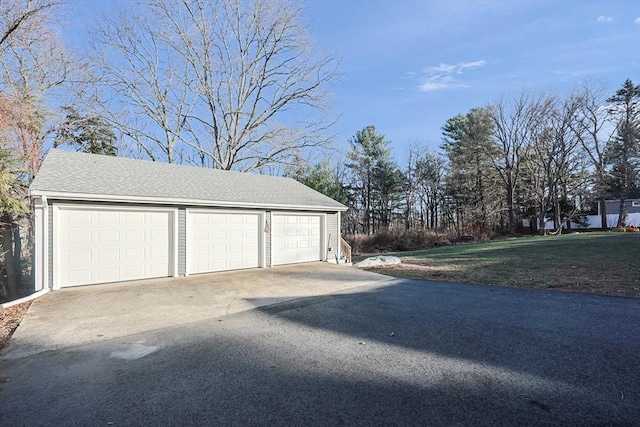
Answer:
[150, 229, 168, 240]
[68, 270, 91, 284]
[151, 247, 168, 257]
[272, 214, 322, 265]
[68, 210, 91, 223]
[124, 211, 144, 222]
[99, 249, 119, 261]
[69, 230, 92, 244]
[229, 229, 243, 239]
[57, 208, 172, 287]
[212, 243, 227, 254]
[212, 229, 227, 239]
[98, 230, 119, 242]
[97, 267, 119, 282]
[148, 263, 168, 275]
[188, 212, 261, 274]
[124, 265, 144, 277]
[192, 244, 209, 254]
[125, 247, 145, 259]
[68, 250, 91, 263]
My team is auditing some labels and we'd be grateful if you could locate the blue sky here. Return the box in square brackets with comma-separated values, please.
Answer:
[302, 0, 640, 159]
[67, 0, 640, 162]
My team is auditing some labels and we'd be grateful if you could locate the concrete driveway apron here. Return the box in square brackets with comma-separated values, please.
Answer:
[2, 263, 391, 359]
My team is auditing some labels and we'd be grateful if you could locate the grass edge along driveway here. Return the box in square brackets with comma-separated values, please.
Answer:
[359, 232, 640, 298]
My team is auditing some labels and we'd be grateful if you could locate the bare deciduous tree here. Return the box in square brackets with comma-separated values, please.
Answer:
[568, 83, 613, 230]
[522, 94, 585, 234]
[0, 0, 76, 178]
[0, 0, 76, 300]
[489, 91, 552, 235]
[94, 0, 337, 172]
[0, 0, 57, 50]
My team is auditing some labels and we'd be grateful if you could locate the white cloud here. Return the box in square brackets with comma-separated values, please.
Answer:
[634, 17, 640, 24]
[597, 15, 613, 22]
[416, 60, 487, 92]
[431, 63, 457, 73]
[419, 81, 451, 92]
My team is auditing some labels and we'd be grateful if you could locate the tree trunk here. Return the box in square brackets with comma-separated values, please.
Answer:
[617, 198, 628, 228]
[506, 184, 516, 236]
[538, 206, 546, 236]
[366, 170, 372, 235]
[1, 215, 21, 301]
[476, 153, 487, 230]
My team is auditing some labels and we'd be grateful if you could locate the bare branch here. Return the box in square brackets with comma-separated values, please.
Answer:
[91, 0, 337, 171]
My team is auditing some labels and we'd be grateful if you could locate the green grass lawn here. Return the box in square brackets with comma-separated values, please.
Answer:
[357, 232, 640, 297]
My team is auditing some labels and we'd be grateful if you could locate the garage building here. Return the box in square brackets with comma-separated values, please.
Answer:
[30, 149, 347, 290]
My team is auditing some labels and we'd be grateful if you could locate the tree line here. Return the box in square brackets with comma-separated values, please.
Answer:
[291, 80, 640, 237]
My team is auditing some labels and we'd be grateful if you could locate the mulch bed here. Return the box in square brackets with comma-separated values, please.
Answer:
[0, 301, 31, 351]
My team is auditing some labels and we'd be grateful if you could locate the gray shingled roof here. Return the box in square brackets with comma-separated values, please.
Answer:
[30, 149, 346, 210]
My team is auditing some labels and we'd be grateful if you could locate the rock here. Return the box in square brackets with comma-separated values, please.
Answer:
[353, 256, 402, 268]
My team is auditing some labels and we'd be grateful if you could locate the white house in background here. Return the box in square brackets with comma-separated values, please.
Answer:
[30, 149, 347, 291]
[579, 190, 640, 229]
[523, 191, 640, 231]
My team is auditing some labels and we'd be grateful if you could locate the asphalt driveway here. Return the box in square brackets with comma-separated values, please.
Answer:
[1, 268, 639, 425]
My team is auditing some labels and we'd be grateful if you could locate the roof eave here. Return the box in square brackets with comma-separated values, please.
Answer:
[30, 190, 348, 212]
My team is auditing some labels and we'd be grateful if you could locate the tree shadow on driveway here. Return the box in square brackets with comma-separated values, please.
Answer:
[1, 278, 638, 426]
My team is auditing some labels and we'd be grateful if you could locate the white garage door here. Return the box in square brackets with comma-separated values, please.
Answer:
[272, 214, 322, 265]
[188, 211, 261, 274]
[57, 207, 172, 287]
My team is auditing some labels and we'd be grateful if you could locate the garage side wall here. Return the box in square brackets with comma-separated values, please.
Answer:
[326, 212, 339, 262]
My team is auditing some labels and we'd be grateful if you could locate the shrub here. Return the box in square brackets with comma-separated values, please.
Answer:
[344, 227, 494, 255]
[612, 225, 639, 233]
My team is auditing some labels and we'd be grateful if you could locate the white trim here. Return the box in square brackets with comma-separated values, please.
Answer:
[1, 288, 50, 309]
[184, 209, 191, 277]
[172, 210, 179, 277]
[32, 197, 44, 292]
[52, 204, 177, 288]
[42, 196, 49, 291]
[632, 200, 640, 207]
[30, 190, 347, 212]
[52, 205, 61, 290]
[260, 211, 267, 269]
[52, 203, 179, 213]
[268, 211, 273, 268]
[337, 210, 342, 259]
[322, 213, 327, 261]
[186, 208, 266, 215]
